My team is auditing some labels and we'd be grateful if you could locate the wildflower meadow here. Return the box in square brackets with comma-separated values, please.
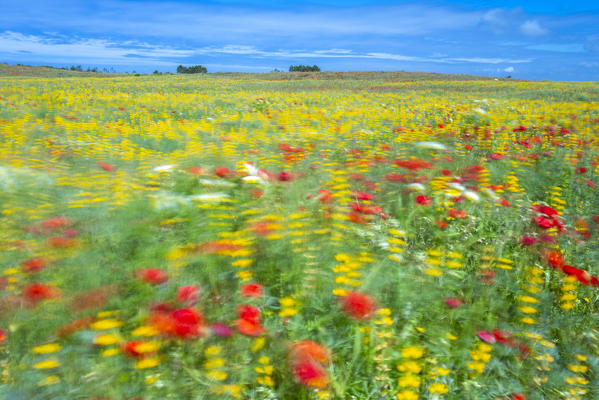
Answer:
[0, 73, 598, 399]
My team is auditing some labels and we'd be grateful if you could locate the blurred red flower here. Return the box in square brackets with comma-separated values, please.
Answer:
[339, 292, 377, 321]
[137, 268, 168, 285]
[21, 257, 46, 273]
[415, 195, 432, 206]
[241, 283, 263, 298]
[23, 283, 57, 303]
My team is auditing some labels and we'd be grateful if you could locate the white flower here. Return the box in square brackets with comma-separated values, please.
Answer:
[463, 190, 480, 202]
[153, 164, 175, 172]
[199, 179, 235, 187]
[415, 141, 447, 151]
[190, 193, 230, 202]
[447, 182, 466, 192]
[406, 183, 425, 191]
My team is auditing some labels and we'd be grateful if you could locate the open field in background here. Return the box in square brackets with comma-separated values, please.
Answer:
[0, 74, 598, 399]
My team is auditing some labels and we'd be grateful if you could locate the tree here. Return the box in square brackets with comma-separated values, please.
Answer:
[289, 65, 320, 72]
[177, 65, 207, 74]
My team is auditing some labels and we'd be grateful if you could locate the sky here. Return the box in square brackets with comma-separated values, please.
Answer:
[0, 0, 598, 80]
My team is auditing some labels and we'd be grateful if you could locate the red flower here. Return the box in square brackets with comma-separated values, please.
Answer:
[172, 308, 204, 338]
[444, 298, 462, 308]
[47, 236, 77, 248]
[235, 319, 265, 336]
[236, 305, 264, 336]
[278, 171, 293, 181]
[510, 393, 526, 400]
[137, 268, 168, 285]
[290, 340, 329, 364]
[448, 209, 468, 218]
[339, 292, 377, 321]
[415, 195, 432, 206]
[292, 359, 328, 389]
[188, 166, 206, 175]
[21, 257, 46, 273]
[241, 283, 263, 298]
[543, 249, 564, 269]
[177, 285, 199, 305]
[215, 166, 231, 178]
[477, 330, 496, 344]
[576, 167, 587, 174]
[353, 191, 373, 201]
[23, 283, 57, 303]
[121, 340, 151, 358]
[520, 236, 537, 246]
[97, 162, 114, 172]
[395, 158, 433, 171]
[0, 328, 6, 344]
[385, 172, 405, 182]
[41, 216, 72, 230]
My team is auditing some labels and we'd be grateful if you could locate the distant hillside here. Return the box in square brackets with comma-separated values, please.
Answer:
[0, 63, 512, 81]
[0, 63, 118, 77]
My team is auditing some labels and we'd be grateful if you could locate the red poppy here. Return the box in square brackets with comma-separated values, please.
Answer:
[0, 329, 6, 344]
[172, 308, 204, 338]
[395, 159, 433, 171]
[41, 216, 72, 230]
[278, 171, 293, 181]
[241, 283, 263, 298]
[576, 167, 587, 174]
[215, 166, 231, 178]
[543, 249, 564, 269]
[353, 191, 373, 201]
[177, 285, 199, 305]
[292, 359, 328, 389]
[235, 305, 264, 336]
[23, 283, 57, 303]
[444, 298, 462, 308]
[448, 209, 468, 218]
[137, 268, 168, 285]
[97, 162, 114, 172]
[385, 173, 405, 182]
[47, 236, 77, 248]
[188, 166, 206, 175]
[415, 195, 432, 206]
[520, 236, 537, 246]
[339, 292, 377, 321]
[235, 318, 265, 336]
[477, 330, 496, 344]
[290, 340, 329, 364]
[21, 257, 46, 273]
[121, 340, 149, 358]
[510, 393, 526, 400]
[318, 189, 333, 203]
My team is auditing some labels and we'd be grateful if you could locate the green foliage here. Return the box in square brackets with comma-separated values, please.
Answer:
[289, 64, 321, 72]
[177, 64, 208, 74]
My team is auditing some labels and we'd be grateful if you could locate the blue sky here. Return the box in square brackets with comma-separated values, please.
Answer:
[1, 0, 598, 80]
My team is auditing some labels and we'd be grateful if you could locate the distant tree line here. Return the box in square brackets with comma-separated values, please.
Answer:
[289, 65, 320, 72]
[177, 65, 207, 74]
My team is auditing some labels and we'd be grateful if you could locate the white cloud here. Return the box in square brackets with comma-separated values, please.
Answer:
[0, 31, 193, 65]
[520, 20, 548, 36]
[504, 66, 514, 73]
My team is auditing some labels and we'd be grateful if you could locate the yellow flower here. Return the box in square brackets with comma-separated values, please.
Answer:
[135, 357, 160, 369]
[402, 346, 425, 359]
[258, 356, 270, 365]
[207, 370, 228, 380]
[425, 268, 442, 276]
[94, 334, 122, 346]
[33, 359, 60, 369]
[32, 343, 61, 354]
[133, 341, 160, 354]
[251, 337, 266, 352]
[131, 325, 159, 337]
[102, 348, 121, 357]
[204, 358, 225, 369]
[38, 375, 60, 386]
[436, 367, 451, 376]
[90, 318, 123, 330]
[518, 306, 538, 314]
[397, 361, 422, 374]
[398, 374, 421, 388]
[396, 389, 419, 400]
[205, 346, 222, 356]
[467, 361, 485, 374]
[428, 383, 449, 394]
